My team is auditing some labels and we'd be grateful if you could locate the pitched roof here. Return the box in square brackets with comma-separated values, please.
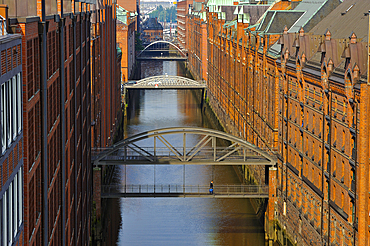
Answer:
[257, 0, 341, 34]
[257, 10, 304, 33]
[288, 0, 341, 33]
[142, 18, 163, 30]
[309, 0, 369, 42]
[117, 6, 128, 24]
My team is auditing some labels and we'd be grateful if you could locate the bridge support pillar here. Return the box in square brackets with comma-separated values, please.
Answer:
[93, 166, 102, 220]
[265, 166, 277, 243]
[200, 88, 205, 109]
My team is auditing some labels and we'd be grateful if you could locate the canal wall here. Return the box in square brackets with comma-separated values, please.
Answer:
[205, 90, 267, 223]
[187, 62, 276, 243]
[186, 76, 268, 229]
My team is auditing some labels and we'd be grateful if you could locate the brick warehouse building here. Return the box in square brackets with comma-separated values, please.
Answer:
[177, 0, 192, 52]
[116, 5, 136, 82]
[183, 0, 370, 244]
[0, 5, 23, 245]
[0, 0, 121, 245]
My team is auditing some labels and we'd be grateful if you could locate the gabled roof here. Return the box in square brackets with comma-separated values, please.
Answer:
[257, 10, 304, 33]
[142, 18, 163, 30]
[117, 6, 128, 24]
[220, 5, 270, 23]
[309, 0, 369, 42]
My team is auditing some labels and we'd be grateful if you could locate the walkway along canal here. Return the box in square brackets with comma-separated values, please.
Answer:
[98, 60, 268, 245]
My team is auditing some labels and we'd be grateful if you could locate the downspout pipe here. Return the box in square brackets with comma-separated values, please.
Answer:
[59, 1, 66, 245]
[40, 0, 48, 245]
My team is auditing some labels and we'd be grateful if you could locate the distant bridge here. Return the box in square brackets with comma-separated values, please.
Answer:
[137, 40, 187, 60]
[137, 56, 187, 61]
[124, 75, 206, 90]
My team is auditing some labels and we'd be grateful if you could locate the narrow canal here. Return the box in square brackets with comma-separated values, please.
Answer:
[101, 60, 266, 246]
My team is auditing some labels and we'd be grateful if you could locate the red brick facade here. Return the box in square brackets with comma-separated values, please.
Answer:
[177, 0, 192, 52]
[185, 0, 370, 244]
[188, 6, 207, 81]
[0, 14, 23, 244]
[3, 0, 121, 245]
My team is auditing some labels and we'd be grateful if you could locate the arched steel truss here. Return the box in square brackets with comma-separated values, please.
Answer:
[137, 40, 187, 57]
[92, 127, 277, 166]
[124, 75, 206, 89]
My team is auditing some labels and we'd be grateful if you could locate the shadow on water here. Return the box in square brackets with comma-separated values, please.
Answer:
[100, 60, 267, 246]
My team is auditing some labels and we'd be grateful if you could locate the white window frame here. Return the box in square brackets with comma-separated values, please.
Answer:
[1, 83, 6, 153]
[12, 77, 17, 141]
[6, 81, 11, 147]
[17, 73, 22, 134]
[9, 182, 13, 245]
[18, 167, 22, 227]
[3, 191, 7, 246]
[13, 174, 18, 238]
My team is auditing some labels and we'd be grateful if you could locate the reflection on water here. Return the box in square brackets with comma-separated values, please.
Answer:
[103, 61, 265, 246]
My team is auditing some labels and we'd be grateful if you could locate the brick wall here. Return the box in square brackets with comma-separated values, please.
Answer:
[189, 7, 370, 246]
[7, 1, 119, 245]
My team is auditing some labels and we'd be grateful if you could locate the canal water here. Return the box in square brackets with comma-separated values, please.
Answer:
[102, 61, 266, 246]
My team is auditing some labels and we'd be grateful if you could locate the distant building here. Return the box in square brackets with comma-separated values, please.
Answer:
[117, 0, 140, 30]
[117, 6, 136, 82]
[0, 5, 23, 246]
[142, 17, 163, 43]
[176, 0, 192, 52]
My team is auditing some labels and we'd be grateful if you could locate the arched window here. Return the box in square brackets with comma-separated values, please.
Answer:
[341, 192, 344, 209]
[350, 200, 355, 223]
[333, 184, 336, 201]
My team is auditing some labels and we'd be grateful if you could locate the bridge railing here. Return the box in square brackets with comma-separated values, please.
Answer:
[102, 184, 269, 196]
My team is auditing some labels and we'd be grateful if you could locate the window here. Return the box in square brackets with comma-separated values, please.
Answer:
[350, 200, 355, 223]
[12, 77, 17, 140]
[17, 74, 21, 134]
[2, 191, 7, 246]
[0, 167, 22, 245]
[333, 184, 336, 201]
[1, 83, 6, 153]
[7, 80, 12, 145]
[0, 74, 22, 154]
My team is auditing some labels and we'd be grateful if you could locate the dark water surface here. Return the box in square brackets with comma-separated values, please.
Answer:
[103, 61, 266, 246]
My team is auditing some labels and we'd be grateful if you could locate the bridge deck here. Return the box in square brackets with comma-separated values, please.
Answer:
[101, 184, 269, 198]
[124, 85, 206, 89]
[137, 57, 187, 61]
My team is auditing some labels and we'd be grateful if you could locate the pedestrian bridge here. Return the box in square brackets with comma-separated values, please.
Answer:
[101, 184, 269, 198]
[124, 75, 206, 90]
[92, 127, 276, 166]
[137, 40, 187, 61]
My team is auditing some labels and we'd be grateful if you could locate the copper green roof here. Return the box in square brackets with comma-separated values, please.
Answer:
[117, 5, 128, 25]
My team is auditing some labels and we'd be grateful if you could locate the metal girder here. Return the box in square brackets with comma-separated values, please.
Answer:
[137, 40, 187, 57]
[101, 184, 269, 198]
[92, 127, 277, 167]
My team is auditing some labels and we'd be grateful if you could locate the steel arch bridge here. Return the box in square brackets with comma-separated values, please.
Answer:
[137, 40, 187, 58]
[92, 127, 277, 166]
[124, 75, 207, 89]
